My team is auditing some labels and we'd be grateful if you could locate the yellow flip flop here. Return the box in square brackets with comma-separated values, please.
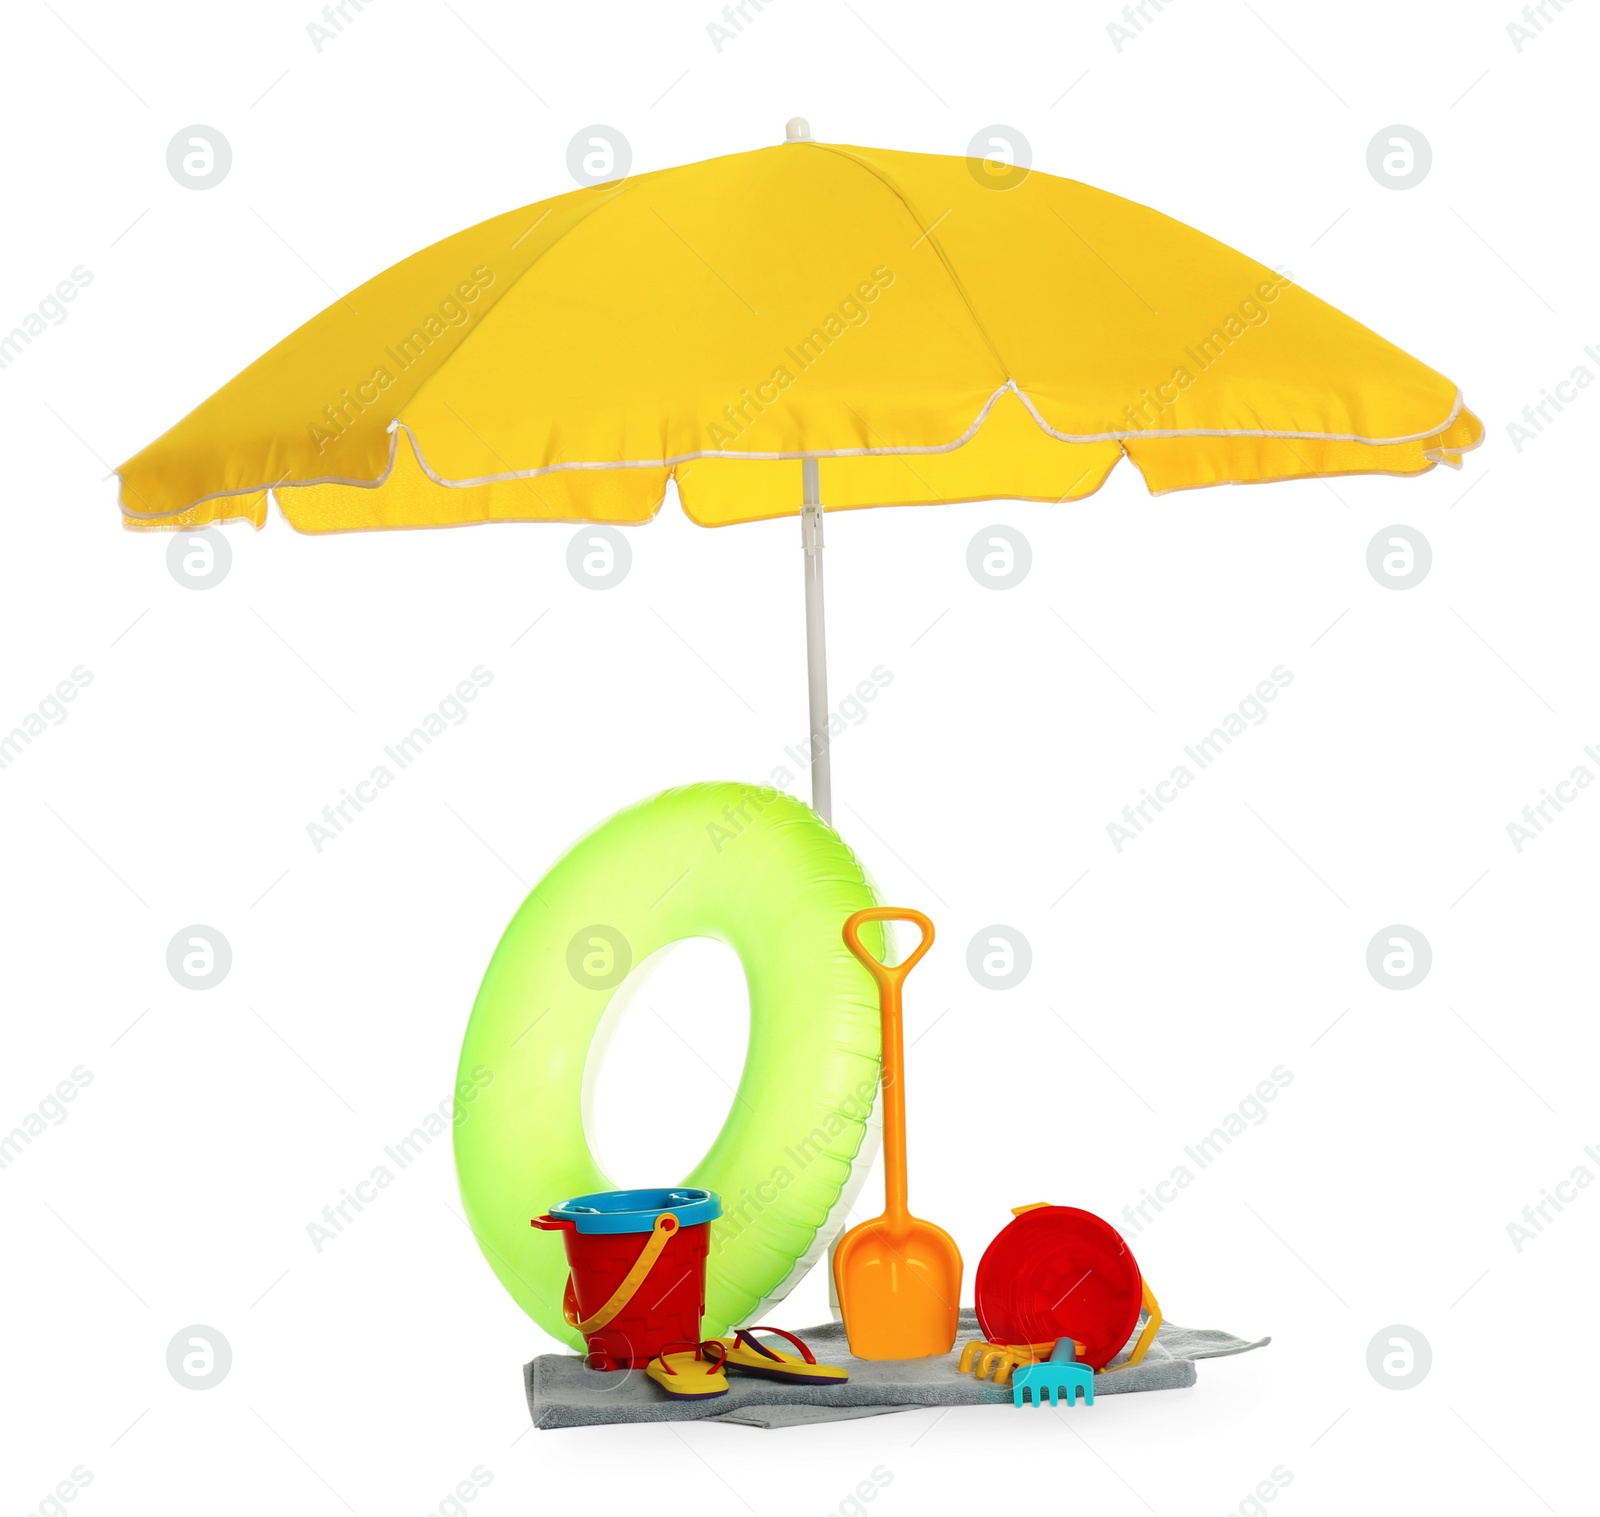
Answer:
[715, 1326, 849, 1386]
[645, 1339, 730, 1400]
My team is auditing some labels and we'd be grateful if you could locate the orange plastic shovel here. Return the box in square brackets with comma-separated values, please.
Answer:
[834, 907, 963, 1359]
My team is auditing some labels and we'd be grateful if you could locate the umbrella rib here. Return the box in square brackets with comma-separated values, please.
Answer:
[395, 181, 636, 431]
[810, 143, 1013, 385]
[127, 184, 639, 527]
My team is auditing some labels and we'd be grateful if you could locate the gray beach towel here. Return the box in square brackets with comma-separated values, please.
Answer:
[525, 1308, 1269, 1430]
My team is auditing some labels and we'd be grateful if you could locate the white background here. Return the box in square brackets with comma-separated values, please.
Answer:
[2, 2, 1595, 1513]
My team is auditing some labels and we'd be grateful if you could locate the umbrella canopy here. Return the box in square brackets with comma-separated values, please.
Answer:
[116, 128, 1479, 534]
[115, 122, 1480, 819]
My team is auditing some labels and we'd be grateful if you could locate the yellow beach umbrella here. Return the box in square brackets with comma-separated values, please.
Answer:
[117, 119, 1480, 815]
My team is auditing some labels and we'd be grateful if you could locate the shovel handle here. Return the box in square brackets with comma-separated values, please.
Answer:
[843, 907, 933, 1221]
[842, 907, 935, 992]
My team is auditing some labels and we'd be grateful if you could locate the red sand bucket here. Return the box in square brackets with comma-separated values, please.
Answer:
[975, 1204, 1162, 1371]
[531, 1187, 721, 1371]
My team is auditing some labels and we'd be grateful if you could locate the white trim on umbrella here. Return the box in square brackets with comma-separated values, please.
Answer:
[115, 380, 1471, 522]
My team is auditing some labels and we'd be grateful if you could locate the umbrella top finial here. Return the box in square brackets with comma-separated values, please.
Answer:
[785, 116, 811, 142]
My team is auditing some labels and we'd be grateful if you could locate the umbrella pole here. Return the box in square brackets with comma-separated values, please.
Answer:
[803, 456, 845, 1321]
[801, 459, 832, 821]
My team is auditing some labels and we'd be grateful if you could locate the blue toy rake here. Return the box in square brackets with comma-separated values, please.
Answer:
[1013, 1338, 1094, 1408]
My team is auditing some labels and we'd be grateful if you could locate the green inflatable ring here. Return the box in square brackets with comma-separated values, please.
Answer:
[454, 782, 885, 1348]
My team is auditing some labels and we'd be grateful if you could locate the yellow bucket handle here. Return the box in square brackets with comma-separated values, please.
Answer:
[1103, 1279, 1163, 1371]
[562, 1212, 680, 1334]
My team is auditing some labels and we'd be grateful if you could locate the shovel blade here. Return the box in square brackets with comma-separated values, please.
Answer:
[833, 1215, 962, 1360]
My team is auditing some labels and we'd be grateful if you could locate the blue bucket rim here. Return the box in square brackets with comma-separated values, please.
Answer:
[547, 1187, 721, 1233]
